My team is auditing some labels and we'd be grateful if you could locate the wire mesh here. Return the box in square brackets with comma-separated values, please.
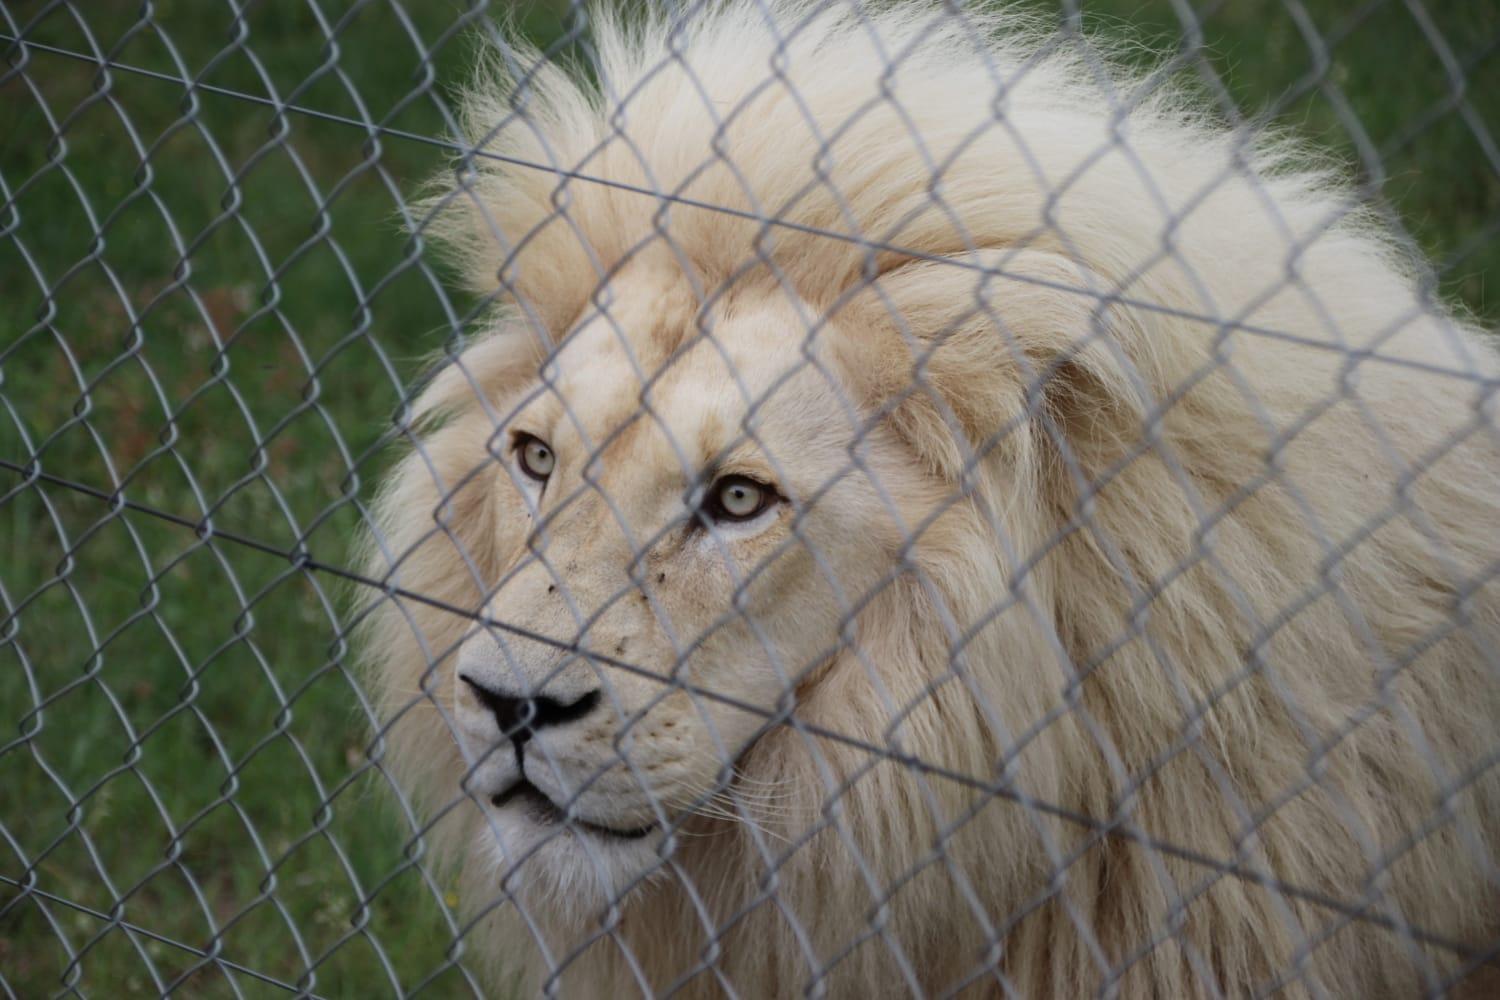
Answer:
[2, 0, 1498, 996]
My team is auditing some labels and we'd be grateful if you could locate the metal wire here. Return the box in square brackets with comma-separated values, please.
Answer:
[3, 0, 1498, 996]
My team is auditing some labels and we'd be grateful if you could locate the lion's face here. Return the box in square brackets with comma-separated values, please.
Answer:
[449, 271, 923, 896]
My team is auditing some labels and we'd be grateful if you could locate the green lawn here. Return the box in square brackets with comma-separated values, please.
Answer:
[1, 1, 1495, 996]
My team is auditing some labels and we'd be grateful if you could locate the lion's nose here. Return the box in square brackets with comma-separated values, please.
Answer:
[458, 674, 600, 748]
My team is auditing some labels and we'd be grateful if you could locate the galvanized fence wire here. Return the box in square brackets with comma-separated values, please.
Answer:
[1, 0, 1498, 996]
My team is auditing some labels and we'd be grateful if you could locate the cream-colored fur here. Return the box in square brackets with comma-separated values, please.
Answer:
[358, 3, 1500, 996]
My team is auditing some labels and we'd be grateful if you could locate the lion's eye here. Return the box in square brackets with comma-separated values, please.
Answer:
[706, 475, 774, 522]
[516, 435, 555, 481]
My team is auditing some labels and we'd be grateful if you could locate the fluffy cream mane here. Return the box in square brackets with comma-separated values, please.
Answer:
[358, 2, 1500, 996]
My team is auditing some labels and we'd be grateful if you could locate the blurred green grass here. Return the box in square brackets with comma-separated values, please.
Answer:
[0, 0, 1495, 996]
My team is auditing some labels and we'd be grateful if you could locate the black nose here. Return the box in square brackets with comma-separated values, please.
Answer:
[459, 674, 600, 748]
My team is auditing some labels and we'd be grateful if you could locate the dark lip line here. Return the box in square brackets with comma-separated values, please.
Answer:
[490, 781, 657, 841]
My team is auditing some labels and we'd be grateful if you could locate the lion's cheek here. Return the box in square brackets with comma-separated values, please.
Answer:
[675, 654, 807, 770]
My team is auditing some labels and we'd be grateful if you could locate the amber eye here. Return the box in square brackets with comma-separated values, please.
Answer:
[705, 475, 774, 523]
[515, 434, 555, 481]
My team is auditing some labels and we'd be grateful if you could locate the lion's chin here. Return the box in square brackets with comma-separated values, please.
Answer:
[474, 793, 665, 914]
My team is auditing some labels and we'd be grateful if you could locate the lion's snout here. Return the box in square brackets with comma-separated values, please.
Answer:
[451, 625, 607, 758]
[458, 672, 601, 751]
[450, 620, 685, 834]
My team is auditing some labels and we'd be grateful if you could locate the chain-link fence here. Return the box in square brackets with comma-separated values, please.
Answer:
[3, 0, 1499, 996]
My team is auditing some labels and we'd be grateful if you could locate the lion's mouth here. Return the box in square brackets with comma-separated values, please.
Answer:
[490, 780, 657, 841]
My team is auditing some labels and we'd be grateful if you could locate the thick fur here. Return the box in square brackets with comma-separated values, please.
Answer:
[358, 3, 1500, 996]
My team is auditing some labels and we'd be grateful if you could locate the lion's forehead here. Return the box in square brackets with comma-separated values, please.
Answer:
[548, 289, 847, 472]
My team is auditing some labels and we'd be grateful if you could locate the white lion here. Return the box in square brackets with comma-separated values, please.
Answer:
[358, 2, 1500, 996]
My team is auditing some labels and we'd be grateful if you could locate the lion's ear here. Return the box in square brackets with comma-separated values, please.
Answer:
[832, 249, 1151, 482]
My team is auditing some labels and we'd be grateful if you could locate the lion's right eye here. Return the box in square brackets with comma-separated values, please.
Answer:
[702, 474, 776, 523]
[515, 434, 555, 481]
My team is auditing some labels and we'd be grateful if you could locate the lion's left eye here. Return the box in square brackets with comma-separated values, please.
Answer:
[705, 475, 775, 523]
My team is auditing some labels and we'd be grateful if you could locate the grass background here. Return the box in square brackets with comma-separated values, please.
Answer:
[1, 0, 1495, 996]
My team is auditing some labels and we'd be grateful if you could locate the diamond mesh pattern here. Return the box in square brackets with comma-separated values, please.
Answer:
[2, 1, 1498, 996]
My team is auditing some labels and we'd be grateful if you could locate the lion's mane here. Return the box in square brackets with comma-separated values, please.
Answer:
[359, 3, 1500, 995]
